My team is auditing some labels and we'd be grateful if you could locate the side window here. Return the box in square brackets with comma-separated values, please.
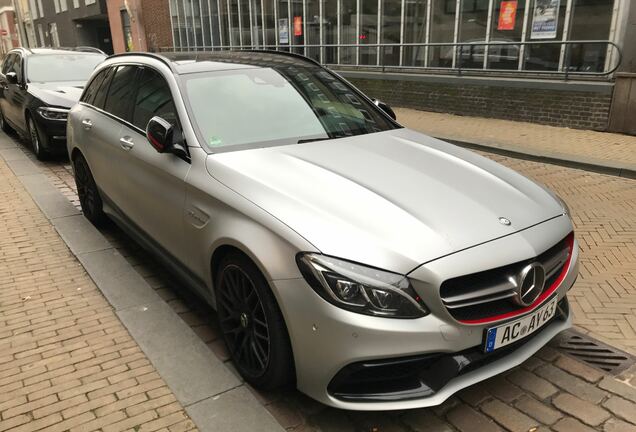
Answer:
[92, 67, 115, 109]
[2, 54, 15, 75]
[12, 55, 22, 80]
[132, 68, 178, 130]
[81, 69, 108, 105]
[103, 65, 138, 121]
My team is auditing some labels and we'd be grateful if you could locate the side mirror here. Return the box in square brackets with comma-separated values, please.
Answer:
[146, 116, 188, 159]
[6, 72, 18, 85]
[373, 99, 396, 121]
[146, 116, 173, 153]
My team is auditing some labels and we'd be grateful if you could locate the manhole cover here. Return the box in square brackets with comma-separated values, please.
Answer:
[551, 329, 636, 375]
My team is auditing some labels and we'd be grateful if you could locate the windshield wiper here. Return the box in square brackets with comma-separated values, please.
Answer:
[297, 137, 331, 144]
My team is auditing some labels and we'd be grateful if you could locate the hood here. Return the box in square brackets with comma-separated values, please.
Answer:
[28, 81, 85, 108]
[206, 128, 565, 274]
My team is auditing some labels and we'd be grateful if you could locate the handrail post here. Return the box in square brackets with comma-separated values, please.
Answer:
[564, 43, 570, 81]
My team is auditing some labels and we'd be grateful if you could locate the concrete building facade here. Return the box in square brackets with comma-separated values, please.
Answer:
[30, 0, 114, 53]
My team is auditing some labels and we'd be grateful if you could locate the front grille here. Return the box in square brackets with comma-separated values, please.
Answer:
[440, 233, 572, 322]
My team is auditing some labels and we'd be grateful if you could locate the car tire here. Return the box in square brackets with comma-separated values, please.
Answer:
[73, 153, 106, 226]
[215, 251, 295, 390]
[27, 115, 47, 160]
[0, 108, 12, 133]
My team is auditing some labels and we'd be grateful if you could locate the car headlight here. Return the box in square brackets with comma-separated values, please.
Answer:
[37, 107, 69, 121]
[297, 253, 429, 318]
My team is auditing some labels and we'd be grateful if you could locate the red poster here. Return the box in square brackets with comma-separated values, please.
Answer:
[497, 1, 518, 31]
[293, 16, 302, 36]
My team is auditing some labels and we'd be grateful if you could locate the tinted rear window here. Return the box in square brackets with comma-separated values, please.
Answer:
[103, 66, 138, 121]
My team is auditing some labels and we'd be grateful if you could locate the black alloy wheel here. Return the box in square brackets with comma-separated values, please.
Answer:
[73, 154, 106, 225]
[27, 116, 46, 160]
[216, 252, 294, 389]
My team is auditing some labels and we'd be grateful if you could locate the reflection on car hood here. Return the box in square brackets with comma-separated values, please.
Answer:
[28, 81, 85, 108]
[206, 128, 564, 274]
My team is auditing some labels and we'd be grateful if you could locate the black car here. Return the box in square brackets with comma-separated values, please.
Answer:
[0, 47, 106, 159]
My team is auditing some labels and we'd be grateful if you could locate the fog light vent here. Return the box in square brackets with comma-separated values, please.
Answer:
[551, 329, 635, 375]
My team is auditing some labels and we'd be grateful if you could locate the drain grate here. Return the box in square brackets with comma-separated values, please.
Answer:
[551, 329, 636, 375]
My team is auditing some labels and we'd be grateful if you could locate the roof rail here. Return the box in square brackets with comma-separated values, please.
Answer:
[240, 49, 323, 68]
[106, 51, 176, 72]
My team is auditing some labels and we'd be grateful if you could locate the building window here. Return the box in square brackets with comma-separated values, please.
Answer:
[167, 0, 620, 76]
[85, 0, 97, 5]
[37, 23, 44, 47]
[73, 0, 80, 7]
[54, 0, 60, 13]
[37, 0, 44, 18]
[61, 0, 68, 11]
[29, 0, 38, 19]
[49, 23, 60, 47]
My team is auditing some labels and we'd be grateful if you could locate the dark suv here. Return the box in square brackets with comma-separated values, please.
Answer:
[0, 47, 106, 159]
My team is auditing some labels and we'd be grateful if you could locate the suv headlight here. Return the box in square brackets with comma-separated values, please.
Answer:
[297, 253, 429, 318]
[37, 107, 69, 121]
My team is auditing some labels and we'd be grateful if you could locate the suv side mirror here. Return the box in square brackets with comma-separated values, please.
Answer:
[6, 72, 18, 85]
[146, 116, 188, 159]
[373, 99, 397, 121]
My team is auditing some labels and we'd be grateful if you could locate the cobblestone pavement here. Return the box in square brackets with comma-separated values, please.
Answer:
[6, 131, 636, 432]
[395, 108, 636, 169]
[0, 157, 198, 432]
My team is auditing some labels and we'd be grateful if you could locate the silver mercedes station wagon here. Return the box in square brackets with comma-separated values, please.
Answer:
[68, 51, 578, 410]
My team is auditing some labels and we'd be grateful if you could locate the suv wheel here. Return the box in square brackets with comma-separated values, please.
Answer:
[73, 154, 106, 226]
[215, 252, 294, 390]
[27, 116, 47, 160]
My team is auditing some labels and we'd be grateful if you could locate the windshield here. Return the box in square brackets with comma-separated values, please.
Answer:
[181, 66, 397, 150]
[27, 54, 106, 83]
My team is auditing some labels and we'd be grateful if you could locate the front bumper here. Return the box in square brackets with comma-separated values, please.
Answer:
[32, 113, 68, 152]
[273, 215, 578, 410]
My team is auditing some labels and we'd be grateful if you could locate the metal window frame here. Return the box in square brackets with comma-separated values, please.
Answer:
[355, 0, 360, 65]
[288, 0, 292, 50]
[217, 0, 224, 46]
[168, 0, 179, 49]
[558, 0, 574, 71]
[248, 0, 255, 47]
[319, 0, 324, 62]
[237, 0, 244, 46]
[274, 0, 279, 49]
[261, 0, 266, 47]
[424, 0, 431, 67]
[376, 0, 381, 65]
[399, 0, 406, 66]
[518, 0, 531, 70]
[451, 0, 460, 68]
[182, 0, 191, 49]
[227, 0, 233, 47]
[337, 0, 341, 63]
[483, 0, 494, 69]
[303, 0, 308, 55]
[605, 0, 621, 73]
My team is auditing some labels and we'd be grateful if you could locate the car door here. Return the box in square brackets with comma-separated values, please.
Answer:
[77, 65, 126, 207]
[114, 66, 190, 260]
[0, 53, 16, 120]
[0, 53, 25, 129]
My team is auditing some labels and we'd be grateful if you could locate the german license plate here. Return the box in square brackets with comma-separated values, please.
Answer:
[483, 297, 558, 353]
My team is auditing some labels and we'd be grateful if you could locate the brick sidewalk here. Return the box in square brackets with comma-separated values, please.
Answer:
[395, 108, 636, 171]
[0, 157, 197, 432]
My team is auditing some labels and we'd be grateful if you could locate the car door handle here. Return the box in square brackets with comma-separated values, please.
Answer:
[119, 136, 134, 150]
[81, 119, 93, 130]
